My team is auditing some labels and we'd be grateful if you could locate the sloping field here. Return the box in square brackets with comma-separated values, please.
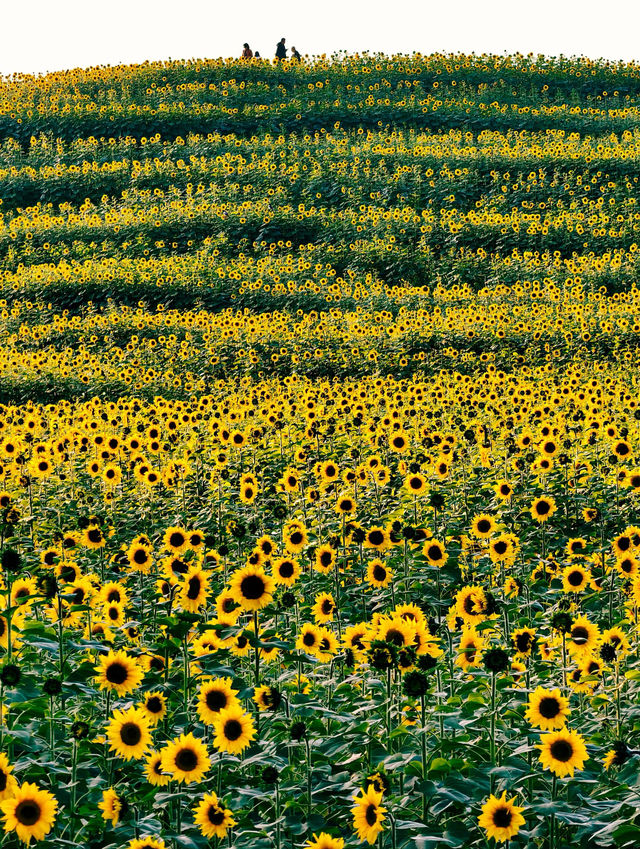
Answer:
[0, 53, 638, 848]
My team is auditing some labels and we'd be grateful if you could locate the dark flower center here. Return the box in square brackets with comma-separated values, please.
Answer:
[240, 575, 265, 600]
[105, 662, 128, 685]
[146, 696, 163, 713]
[169, 532, 185, 548]
[224, 719, 243, 741]
[120, 722, 142, 746]
[494, 541, 508, 555]
[279, 561, 294, 578]
[187, 576, 201, 599]
[290, 532, 303, 545]
[15, 800, 41, 826]
[320, 551, 332, 566]
[477, 519, 491, 533]
[538, 697, 560, 719]
[133, 548, 148, 565]
[572, 626, 589, 644]
[550, 739, 574, 762]
[208, 806, 226, 825]
[492, 806, 513, 828]
[0, 770, 6, 791]
[303, 632, 316, 646]
[568, 570, 584, 587]
[386, 628, 404, 646]
[373, 564, 387, 582]
[369, 531, 384, 546]
[536, 501, 550, 515]
[427, 544, 443, 560]
[365, 803, 378, 826]
[175, 747, 198, 771]
[206, 689, 227, 711]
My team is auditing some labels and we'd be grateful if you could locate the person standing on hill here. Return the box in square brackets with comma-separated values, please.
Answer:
[275, 38, 287, 60]
[242, 43, 254, 58]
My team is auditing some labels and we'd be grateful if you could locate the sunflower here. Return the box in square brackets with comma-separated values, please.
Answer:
[314, 545, 337, 574]
[470, 513, 497, 539]
[530, 496, 557, 523]
[94, 650, 144, 697]
[126, 838, 166, 849]
[538, 729, 588, 777]
[228, 565, 275, 612]
[98, 787, 121, 826]
[603, 741, 631, 770]
[161, 733, 210, 784]
[306, 833, 345, 849]
[494, 479, 513, 501]
[422, 538, 447, 567]
[455, 627, 485, 670]
[212, 706, 256, 755]
[193, 791, 236, 839]
[144, 751, 171, 787]
[404, 473, 427, 496]
[567, 615, 600, 659]
[215, 590, 241, 625]
[312, 592, 336, 623]
[335, 493, 356, 514]
[139, 692, 167, 725]
[364, 527, 391, 551]
[511, 627, 537, 658]
[163, 526, 188, 554]
[0, 753, 18, 802]
[366, 559, 392, 588]
[478, 791, 525, 843]
[525, 687, 570, 731]
[562, 564, 590, 594]
[489, 535, 515, 564]
[284, 523, 308, 554]
[179, 566, 210, 612]
[455, 585, 490, 625]
[0, 782, 57, 845]
[253, 685, 282, 712]
[107, 707, 152, 761]
[197, 678, 240, 724]
[352, 785, 386, 845]
[272, 557, 301, 587]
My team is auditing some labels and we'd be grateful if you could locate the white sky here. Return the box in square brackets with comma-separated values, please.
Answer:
[1, 0, 639, 77]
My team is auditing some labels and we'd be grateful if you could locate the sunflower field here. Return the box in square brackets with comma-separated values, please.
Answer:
[1, 51, 640, 849]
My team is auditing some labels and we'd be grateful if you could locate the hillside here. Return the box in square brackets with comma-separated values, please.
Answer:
[0, 54, 638, 849]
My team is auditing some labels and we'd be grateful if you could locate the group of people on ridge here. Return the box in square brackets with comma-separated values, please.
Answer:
[241, 38, 302, 61]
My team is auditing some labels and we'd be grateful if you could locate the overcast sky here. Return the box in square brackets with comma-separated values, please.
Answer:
[1, 0, 639, 77]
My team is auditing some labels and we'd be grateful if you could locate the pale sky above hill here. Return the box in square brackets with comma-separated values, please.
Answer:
[1, 0, 639, 76]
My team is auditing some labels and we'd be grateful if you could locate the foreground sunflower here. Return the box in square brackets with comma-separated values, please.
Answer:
[538, 729, 588, 777]
[193, 791, 236, 839]
[0, 782, 57, 845]
[160, 733, 210, 784]
[106, 707, 152, 761]
[212, 705, 256, 755]
[94, 649, 144, 697]
[478, 791, 526, 843]
[525, 687, 570, 731]
[197, 677, 240, 724]
[352, 785, 386, 844]
[228, 564, 275, 611]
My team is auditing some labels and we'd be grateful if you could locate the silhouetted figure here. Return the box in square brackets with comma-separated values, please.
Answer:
[275, 38, 287, 60]
[254, 51, 261, 58]
[242, 43, 253, 59]
[291, 46, 302, 62]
